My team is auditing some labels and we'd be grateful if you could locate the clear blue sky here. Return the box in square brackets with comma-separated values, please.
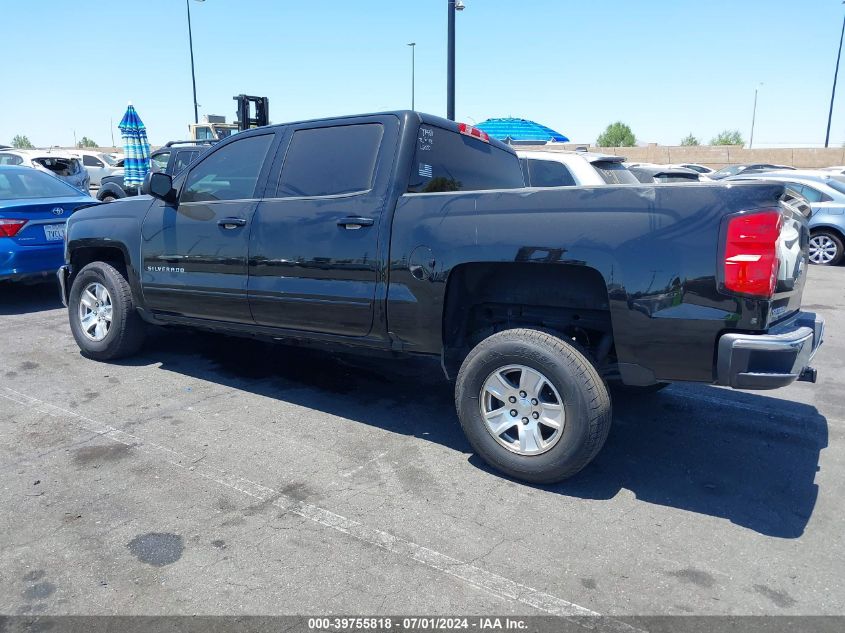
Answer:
[1, 0, 842, 148]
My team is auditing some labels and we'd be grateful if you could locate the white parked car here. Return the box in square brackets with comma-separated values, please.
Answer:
[517, 150, 638, 187]
[0, 149, 89, 191]
[71, 150, 122, 187]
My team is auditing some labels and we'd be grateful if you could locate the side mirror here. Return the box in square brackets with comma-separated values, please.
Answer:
[149, 172, 176, 203]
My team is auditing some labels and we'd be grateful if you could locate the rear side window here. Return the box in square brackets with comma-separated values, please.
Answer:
[593, 161, 638, 185]
[277, 124, 384, 197]
[407, 125, 524, 193]
[788, 184, 830, 203]
[181, 133, 273, 203]
[525, 159, 577, 187]
[82, 155, 103, 167]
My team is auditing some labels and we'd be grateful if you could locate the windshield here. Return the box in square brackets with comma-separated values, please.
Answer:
[99, 154, 117, 166]
[711, 165, 743, 179]
[0, 169, 84, 199]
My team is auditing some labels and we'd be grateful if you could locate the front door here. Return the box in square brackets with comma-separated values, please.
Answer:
[141, 132, 275, 323]
[248, 119, 396, 337]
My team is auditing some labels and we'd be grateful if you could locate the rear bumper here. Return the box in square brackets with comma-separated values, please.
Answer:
[716, 312, 825, 390]
[0, 244, 65, 282]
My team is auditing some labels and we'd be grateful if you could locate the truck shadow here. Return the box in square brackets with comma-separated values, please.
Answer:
[123, 329, 826, 540]
[492, 387, 827, 539]
[0, 280, 63, 315]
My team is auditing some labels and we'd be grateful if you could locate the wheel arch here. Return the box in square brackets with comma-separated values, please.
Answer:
[441, 262, 613, 378]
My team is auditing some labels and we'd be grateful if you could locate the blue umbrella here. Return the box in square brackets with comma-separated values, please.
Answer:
[476, 117, 570, 144]
[118, 103, 151, 189]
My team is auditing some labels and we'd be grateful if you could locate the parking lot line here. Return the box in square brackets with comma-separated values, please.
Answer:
[1, 385, 642, 631]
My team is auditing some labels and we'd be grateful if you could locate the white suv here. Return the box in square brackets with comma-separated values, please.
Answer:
[71, 150, 123, 188]
[517, 150, 638, 187]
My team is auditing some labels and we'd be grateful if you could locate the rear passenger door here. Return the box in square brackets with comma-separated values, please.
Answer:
[248, 116, 398, 337]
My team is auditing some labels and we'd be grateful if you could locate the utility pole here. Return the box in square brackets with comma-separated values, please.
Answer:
[826, 1, 845, 147]
[447, 1, 464, 120]
[749, 83, 762, 149]
[408, 42, 416, 110]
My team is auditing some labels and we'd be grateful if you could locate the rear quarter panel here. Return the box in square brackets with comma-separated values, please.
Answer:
[388, 182, 791, 383]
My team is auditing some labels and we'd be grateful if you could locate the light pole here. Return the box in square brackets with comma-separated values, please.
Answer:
[447, 0, 464, 120]
[408, 42, 416, 110]
[826, 1, 845, 147]
[186, 0, 205, 125]
[749, 83, 763, 149]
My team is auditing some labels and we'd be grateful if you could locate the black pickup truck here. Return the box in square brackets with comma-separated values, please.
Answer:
[58, 111, 824, 483]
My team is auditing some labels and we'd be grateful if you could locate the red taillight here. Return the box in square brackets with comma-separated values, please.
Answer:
[723, 210, 781, 298]
[0, 219, 27, 238]
[458, 122, 490, 143]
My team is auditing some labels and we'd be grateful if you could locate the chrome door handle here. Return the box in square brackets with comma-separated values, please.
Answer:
[218, 218, 247, 229]
[337, 217, 374, 230]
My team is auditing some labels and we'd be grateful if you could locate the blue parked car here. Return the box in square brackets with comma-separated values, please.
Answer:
[0, 165, 96, 282]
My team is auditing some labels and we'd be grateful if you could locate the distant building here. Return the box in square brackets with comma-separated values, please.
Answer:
[476, 118, 569, 145]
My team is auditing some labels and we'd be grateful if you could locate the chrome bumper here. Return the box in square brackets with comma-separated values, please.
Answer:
[716, 312, 825, 390]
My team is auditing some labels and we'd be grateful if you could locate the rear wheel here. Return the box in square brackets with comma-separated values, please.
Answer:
[68, 261, 145, 360]
[455, 328, 611, 484]
[101, 194, 118, 203]
[809, 231, 844, 266]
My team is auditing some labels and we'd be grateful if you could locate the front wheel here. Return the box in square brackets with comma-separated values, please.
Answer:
[455, 328, 612, 484]
[809, 231, 844, 266]
[68, 261, 145, 360]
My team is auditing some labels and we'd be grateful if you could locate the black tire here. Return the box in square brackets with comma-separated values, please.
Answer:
[455, 328, 612, 484]
[101, 194, 118, 203]
[609, 381, 669, 395]
[68, 261, 145, 360]
[809, 230, 844, 266]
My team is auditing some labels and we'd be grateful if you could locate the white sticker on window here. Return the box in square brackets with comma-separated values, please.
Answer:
[419, 163, 433, 178]
[418, 127, 434, 151]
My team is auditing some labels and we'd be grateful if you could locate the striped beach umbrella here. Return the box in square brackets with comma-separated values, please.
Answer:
[118, 103, 151, 188]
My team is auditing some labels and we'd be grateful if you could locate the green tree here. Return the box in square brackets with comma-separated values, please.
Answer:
[710, 130, 744, 146]
[680, 133, 700, 146]
[77, 136, 98, 148]
[596, 122, 636, 147]
[11, 134, 34, 149]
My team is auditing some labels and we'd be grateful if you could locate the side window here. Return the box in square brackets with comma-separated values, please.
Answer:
[407, 125, 524, 193]
[790, 184, 828, 203]
[181, 134, 274, 203]
[527, 159, 577, 187]
[82, 155, 103, 167]
[0, 153, 23, 166]
[150, 151, 170, 173]
[277, 124, 384, 198]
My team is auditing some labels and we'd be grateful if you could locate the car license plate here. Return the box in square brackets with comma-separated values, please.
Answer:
[44, 224, 65, 242]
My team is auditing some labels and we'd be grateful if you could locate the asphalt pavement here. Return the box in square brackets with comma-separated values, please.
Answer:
[0, 266, 842, 623]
